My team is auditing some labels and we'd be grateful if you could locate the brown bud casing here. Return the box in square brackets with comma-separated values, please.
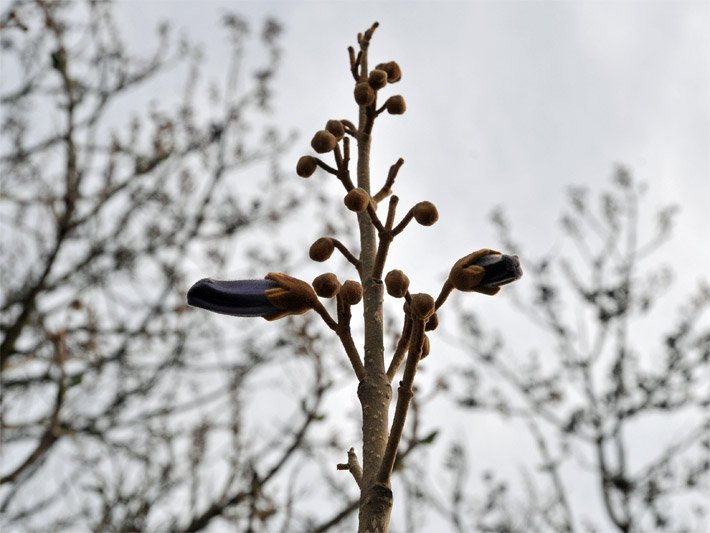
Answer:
[375, 61, 402, 83]
[425, 312, 439, 331]
[354, 82, 376, 106]
[311, 130, 337, 153]
[368, 69, 388, 90]
[448, 249, 522, 294]
[413, 201, 439, 226]
[264, 272, 319, 321]
[309, 238, 335, 262]
[325, 119, 345, 140]
[420, 334, 431, 359]
[449, 259, 485, 292]
[384, 95, 406, 115]
[384, 269, 410, 298]
[344, 188, 370, 212]
[296, 156, 317, 177]
[341, 280, 363, 305]
[312, 273, 341, 298]
[409, 293, 435, 320]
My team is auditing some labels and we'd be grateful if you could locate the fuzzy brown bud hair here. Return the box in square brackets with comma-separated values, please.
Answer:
[296, 156, 317, 178]
[420, 334, 431, 359]
[409, 293, 435, 321]
[325, 119, 345, 140]
[385, 269, 409, 298]
[344, 188, 370, 213]
[341, 280, 363, 305]
[309, 238, 334, 262]
[311, 130, 337, 153]
[368, 69, 388, 90]
[312, 273, 341, 298]
[413, 201, 439, 226]
[375, 61, 402, 83]
[354, 82, 376, 106]
[425, 313, 439, 332]
[384, 95, 406, 115]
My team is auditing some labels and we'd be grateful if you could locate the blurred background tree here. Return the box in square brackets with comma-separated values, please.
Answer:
[0, 1, 359, 530]
[437, 168, 710, 532]
[2, 2, 708, 532]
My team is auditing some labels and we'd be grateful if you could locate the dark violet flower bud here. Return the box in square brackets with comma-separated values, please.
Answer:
[187, 278, 279, 317]
[475, 253, 523, 288]
[449, 249, 522, 295]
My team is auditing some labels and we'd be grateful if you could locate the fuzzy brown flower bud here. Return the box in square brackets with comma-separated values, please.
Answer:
[368, 69, 388, 90]
[420, 334, 431, 359]
[341, 280, 363, 305]
[375, 61, 402, 83]
[344, 188, 370, 212]
[384, 269, 409, 298]
[312, 273, 341, 298]
[449, 249, 523, 295]
[311, 130, 337, 153]
[425, 312, 439, 332]
[413, 201, 439, 226]
[354, 82, 376, 106]
[309, 238, 335, 262]
[296, 156, 317, 177]
[384, 95, 406, 115]
[325, 119, 345, 140]
[409, 293, 436, 320]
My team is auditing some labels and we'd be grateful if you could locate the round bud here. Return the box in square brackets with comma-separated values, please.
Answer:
[425, 312, 439, 332]
[312, 273, 341, 298]
[354, 82, 375, 106]
[368, 69, 388, 90]
[344, 188, 370, 213]
[309, 238, 335, 262]
[410, 293, 435, 320]
[311, 130, 337, 154]
[341, 280, 363, 305]
[384, 269, 409, 298]
[420, 334, 431, 359]
[375, 61, 402, 83]
[325, 119, 345, 140]
[384, 95, 406, 115]
[296, 155, 317, 177]
[413, 201, 439, 226]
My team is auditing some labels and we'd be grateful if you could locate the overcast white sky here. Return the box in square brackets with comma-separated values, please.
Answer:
[114, 0, 709, 292]
[110, 1, 709, 530]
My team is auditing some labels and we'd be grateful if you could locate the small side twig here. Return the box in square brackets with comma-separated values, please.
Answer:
[311, 301, 338, 331]
[373, 158, 404, 203]
[365, 202, 385, 234]
[335, 293, 366, 381]
[392, 207, 415, 236]
[372, 196, 399, 280]
[331, 238, 362, 272]
[314, 158, 339, 175]
[341, 119, 357, 136]
[333, 143, 355, 191]
[336, 447, 363, 488]
[348, 46, 359, 80]
[386, 315, 413, 382]
[377, 318, 426, 484]
[435, 279, 454, 310]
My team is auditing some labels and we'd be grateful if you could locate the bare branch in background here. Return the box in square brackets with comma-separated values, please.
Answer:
[450, 168, 709, 532]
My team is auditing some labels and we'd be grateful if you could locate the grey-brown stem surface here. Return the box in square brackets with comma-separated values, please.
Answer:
[355, 25, 394, 533]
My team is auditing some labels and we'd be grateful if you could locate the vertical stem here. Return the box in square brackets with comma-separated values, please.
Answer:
[355, 31, 393, 533]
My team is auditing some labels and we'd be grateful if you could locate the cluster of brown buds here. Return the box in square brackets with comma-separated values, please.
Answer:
[187, 21, 522, 529]
[186, 14, 522, 442]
